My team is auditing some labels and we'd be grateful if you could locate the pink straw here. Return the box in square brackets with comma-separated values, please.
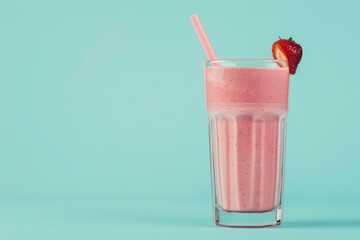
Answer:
[190, 14, 219, 65]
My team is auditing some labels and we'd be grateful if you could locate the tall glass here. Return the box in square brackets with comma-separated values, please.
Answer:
[205, 59, 290, 227]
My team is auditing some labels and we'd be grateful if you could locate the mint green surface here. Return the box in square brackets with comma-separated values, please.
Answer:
[0, 0, 359, 239]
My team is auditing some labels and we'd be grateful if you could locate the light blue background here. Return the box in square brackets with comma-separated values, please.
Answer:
[1, 0, 359, 239]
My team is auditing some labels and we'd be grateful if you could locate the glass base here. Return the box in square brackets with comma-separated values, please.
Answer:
[214, 205, 282, 228]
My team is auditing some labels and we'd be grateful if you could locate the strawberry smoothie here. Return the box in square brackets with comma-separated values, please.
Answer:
[206, 64, 289, 213]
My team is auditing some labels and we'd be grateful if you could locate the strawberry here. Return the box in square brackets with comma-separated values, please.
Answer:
[272, 37, 303, 74]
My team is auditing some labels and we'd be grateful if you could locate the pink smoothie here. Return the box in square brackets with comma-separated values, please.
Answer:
[206, 66, 289, 212]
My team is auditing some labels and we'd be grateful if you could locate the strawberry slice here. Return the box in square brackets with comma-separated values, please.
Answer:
[272, 37, 303, 74]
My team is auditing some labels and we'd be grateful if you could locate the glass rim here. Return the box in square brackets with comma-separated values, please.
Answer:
[205, 58, 288, 66]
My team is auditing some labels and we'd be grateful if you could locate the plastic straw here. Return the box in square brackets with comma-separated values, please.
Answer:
[190, 14, 219, 64]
